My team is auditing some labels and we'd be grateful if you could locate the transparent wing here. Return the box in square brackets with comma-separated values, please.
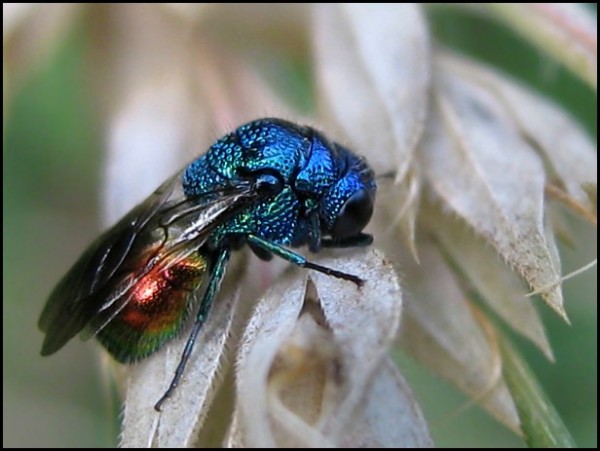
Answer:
[39, 173, 252, 356]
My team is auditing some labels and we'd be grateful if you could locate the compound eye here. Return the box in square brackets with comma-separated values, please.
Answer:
[252, 172, 284, 197]
[332, 189, 373, 239]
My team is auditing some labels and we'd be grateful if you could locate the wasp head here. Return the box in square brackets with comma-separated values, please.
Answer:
[320, 146, 377, 242]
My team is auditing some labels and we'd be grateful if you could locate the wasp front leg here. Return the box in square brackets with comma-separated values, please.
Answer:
[246, 234, 364, 286]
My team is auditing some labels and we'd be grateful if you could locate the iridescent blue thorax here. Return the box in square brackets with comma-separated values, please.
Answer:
[182, 118, 376, 255]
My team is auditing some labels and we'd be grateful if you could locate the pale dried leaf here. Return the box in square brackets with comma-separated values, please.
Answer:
[104, 73, 207, 223]
[524, 220, 569, 313]
[396, 240, 520, 433]
[226, 315, 341, 448]
[484, 3, 597, 89]
[308, 250, 403, 441]
[423, 203, 553, 360]
[189, 43, 295, 133]
[421, 67, 566, 320]
[95, 11, 288, 209]
[95, 5, 217, 223]
[314, 4, 430, 176]
[88, 4, 200, 119]
[314, 3, 430, 254]
[230, 270, 308, 448]
[341, 358, 433, 448]
[440, 53, 597, 209]
[120, 288, 240, 447]
[376, 169, 423, 263]
[102, 27, 293, 224]
[399, 174, 422, 262]
[230, 250, 403, 447]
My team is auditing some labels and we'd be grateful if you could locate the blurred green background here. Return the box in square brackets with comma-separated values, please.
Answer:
[3, 6, 596, 447]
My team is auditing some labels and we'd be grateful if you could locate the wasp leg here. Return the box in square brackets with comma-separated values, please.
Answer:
[154, 247, 231, 412]
[246, 234, 364, 286]
[307, 212, 322, 253]
[321, 232, 373, 248]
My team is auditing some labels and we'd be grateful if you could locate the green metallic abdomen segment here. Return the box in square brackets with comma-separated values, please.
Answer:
[96, 252, 207, 363]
